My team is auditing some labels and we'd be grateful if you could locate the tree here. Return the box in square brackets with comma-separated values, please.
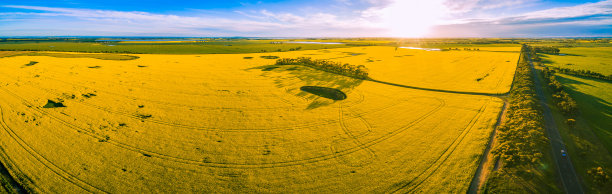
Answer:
[566, 119, 576, 129]
[588, 167, 610, 186]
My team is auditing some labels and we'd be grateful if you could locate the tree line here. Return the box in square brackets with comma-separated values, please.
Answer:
[493, 45, 549, 167]
[541, 58, 610, 187]
[275, 57, 369, 79]
[533, 46, 560, 54]
[485, 45, 551, 192]
[547, 66, 612, 81]
[542, 67, 579, 116]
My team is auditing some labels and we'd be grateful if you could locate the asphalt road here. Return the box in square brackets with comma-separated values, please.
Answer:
[527, 52, 584, 194]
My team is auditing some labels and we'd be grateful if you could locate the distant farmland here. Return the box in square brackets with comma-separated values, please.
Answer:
[540, 47, 612, 75]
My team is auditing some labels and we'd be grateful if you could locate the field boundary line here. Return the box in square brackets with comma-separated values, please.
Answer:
[368, 79, 508, 97]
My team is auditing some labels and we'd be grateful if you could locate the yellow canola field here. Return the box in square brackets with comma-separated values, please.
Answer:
[0, 48, 507, 193]
[118, 41, 203, 43]
[273, 46, 519, 94]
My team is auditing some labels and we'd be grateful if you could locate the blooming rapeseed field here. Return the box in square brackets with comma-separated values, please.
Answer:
[0, 46, 515, 192]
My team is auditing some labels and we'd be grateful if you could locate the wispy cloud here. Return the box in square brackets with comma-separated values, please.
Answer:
[444, 0, 537, 13]
[521, 0, 612, 19]
[1, 0, 611, 37]
[431, 0, 612, 37]
[2, 5, 283, 31]
[459, 0, 612, 26]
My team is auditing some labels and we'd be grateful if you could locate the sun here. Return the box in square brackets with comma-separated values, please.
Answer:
[376, 0, 448, 37]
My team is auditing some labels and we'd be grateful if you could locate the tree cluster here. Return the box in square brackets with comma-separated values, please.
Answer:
[275, 57, 369, 79]
[532, 46, 560, 54]
[24, 61, 38, 67]
[587, 167, 610, 186]
[549, 66, 612, 81]
[493, 45, 549, 168]
[289, 47, 302, 51]
[542, 67, 578, 117]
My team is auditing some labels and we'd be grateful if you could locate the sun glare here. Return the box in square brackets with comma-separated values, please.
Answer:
[378, 0, 448, 37]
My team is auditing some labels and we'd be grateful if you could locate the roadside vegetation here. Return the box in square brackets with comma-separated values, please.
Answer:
[541, 68, 578, 116]
[484, 45, 559, 193]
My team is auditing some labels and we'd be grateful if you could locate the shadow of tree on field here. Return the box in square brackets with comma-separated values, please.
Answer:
[555, 75, 594, 87]
[555, 74, 612, 151]
[246, 64, 363, 109]
[537, 54, 555, 64]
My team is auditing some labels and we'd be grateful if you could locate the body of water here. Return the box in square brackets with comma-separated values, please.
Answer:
[285, 41, 344, 44]
[95, 39, 197, 42]
[399, 47, 441, 51]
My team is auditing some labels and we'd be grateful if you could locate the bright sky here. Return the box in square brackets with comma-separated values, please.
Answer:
[0, 0, 610, 37]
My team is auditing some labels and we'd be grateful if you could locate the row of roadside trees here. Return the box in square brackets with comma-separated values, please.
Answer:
[485, 45, 552, 193]
[494, 45, 549, 167]
[541, 67, 579, 117]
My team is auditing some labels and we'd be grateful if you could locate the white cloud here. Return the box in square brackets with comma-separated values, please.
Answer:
[520, 0, 612, 19]
[443, 0, 537, 13]
[2, 5, 285, 33]
[458, 0, 612, 25]
[430, 0, 612, 37]
[1, 1, 611, 37]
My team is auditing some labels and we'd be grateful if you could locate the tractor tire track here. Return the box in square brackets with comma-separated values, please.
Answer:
[0, 86, 444, 169]
[0, 76, 338, 132]
[0, 105, 107, 193]
[0, 142, 32, 193]
[389, 100, 491, 193]
[0, 72, 378, 132]
[331, 104, 376, 166]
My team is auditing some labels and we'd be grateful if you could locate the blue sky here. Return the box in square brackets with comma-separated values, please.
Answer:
[0, 0, 610, 37]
